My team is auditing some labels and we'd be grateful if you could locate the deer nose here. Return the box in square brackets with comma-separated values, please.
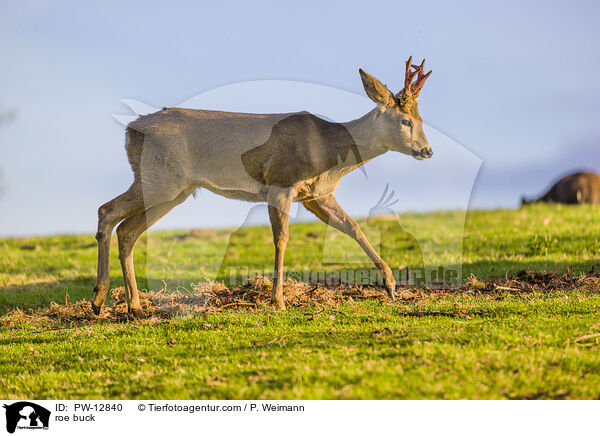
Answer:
[420, 148, 433, 158]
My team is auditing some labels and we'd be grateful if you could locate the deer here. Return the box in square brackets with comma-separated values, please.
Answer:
[92, 57, 433, 317]
[521, 171, 600, 205]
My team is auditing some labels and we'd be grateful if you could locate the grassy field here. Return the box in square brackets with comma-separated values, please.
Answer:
[0, 204, 599, 399]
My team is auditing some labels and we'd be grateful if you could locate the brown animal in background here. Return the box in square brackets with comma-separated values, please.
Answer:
[522, 171, 600, 205]
[92, 57, 433, 317]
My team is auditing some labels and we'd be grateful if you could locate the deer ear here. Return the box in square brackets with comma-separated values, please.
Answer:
[359, 69, 397, 108]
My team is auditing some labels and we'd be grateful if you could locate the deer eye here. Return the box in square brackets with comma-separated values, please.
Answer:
[402, 119, 412, 127]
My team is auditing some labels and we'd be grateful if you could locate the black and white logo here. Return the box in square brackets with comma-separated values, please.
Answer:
[3, 402, 50, 434]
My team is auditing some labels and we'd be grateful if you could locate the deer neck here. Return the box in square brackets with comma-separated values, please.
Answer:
[342, 108, 388, 166]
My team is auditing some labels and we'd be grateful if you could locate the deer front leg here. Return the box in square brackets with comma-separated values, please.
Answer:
[303, 194, 396, 299]
[267, 189, 293, 310]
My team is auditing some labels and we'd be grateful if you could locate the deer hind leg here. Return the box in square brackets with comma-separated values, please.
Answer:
[93, 184, 146, 314]
[116, 190, 191, 318]
[267, 189, 293, 310]
[303, 194, 396, 299]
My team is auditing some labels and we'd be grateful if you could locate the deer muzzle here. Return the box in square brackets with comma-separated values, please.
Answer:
[414, 147, 433, 160]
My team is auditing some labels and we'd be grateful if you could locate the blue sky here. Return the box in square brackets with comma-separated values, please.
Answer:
[0, 0, 599, 236]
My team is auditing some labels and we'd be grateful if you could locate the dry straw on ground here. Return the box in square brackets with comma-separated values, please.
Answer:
[1, 270, 598, 327]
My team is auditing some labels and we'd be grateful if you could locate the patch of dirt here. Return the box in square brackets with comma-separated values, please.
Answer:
[465, 269, 600, 294]
[134, 275, 391, 318]
[0, 276, 390, 326]
[1, 270, 598, 326]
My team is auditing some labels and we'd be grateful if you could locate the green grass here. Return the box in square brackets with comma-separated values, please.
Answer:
[1, 204, 599, 399]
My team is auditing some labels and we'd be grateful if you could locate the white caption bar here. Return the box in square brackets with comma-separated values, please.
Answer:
[0, 400, 597, 436]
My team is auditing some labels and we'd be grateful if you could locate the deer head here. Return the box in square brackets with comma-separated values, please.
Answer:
[359, 57, 432, 160]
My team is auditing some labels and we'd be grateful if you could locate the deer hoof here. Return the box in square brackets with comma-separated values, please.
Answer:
[129, 308, 145, 319]
[272, 300, 286, 311]
[91, 302, 102, 316]
[386, 286, 396, 301]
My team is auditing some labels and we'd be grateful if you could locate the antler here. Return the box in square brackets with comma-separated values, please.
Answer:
[402, 57, 432, 98]
[403, 56, 417, 92]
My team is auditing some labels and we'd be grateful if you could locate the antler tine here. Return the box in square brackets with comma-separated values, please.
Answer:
[411, 59, 425, 73]
[404, 56, 417, 92]
[412, 62, 432, 96]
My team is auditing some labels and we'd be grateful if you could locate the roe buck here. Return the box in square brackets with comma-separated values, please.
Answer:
[93, 57, 433, 317]
[522, 171, 600, 205]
